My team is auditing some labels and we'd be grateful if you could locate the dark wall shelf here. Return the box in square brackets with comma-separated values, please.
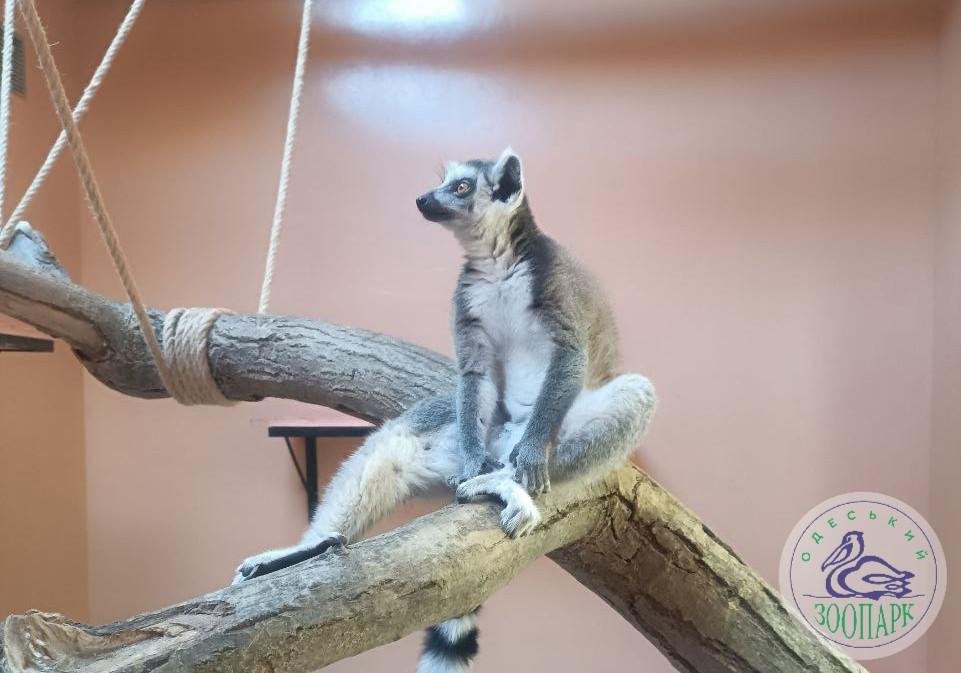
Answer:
[269, 418, 374, 519]
[0, 332, 54, 352]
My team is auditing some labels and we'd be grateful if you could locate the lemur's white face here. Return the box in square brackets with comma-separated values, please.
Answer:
[416, 148, 524, 235]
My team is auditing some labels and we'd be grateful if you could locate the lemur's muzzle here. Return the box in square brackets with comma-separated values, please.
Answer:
[415, 192, 450, 222]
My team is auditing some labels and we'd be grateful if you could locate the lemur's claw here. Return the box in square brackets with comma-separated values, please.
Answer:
[509, 442, 550, 496]
[514, 462, 550, 496]
[501, 496, 542, 537]
[455, 472, 496, 503]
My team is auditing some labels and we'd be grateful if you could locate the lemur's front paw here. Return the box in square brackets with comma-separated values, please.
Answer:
[446, 456, 503, 490]
[510, 443, 550, 496]
[232, 533, 345, 585]
[455, 472, 541, 537]
[501, 493, 541, 538]
[455, 472, 502, 503]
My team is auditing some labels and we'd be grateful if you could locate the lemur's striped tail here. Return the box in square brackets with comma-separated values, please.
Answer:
[417, 611, 480, 673]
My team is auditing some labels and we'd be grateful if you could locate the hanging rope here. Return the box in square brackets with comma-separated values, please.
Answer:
[5, 0, 313, 403]
[15, 0, 232, 406]
[0, 0, 146, 249]
[258, 0, 313, 314]
[0, 0, 15, 226]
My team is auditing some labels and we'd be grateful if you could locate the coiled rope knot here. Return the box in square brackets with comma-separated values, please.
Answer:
[161, 308, 234, 406]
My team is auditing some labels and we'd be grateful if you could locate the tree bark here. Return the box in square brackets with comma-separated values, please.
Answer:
[1, 473, 615, 673]
[0, 466, 865, 673]
[552, 470, 866, 673]
[0, 223, 455, 421]
[0, 224, 868, 672]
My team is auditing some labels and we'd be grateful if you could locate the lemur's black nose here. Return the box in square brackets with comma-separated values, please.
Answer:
[415, 195, 428, 211]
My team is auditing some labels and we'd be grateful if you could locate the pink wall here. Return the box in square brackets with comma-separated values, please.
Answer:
[930, 2, 961, 672]
[0, 3, 87, 621]
[1, 1, 951, 671]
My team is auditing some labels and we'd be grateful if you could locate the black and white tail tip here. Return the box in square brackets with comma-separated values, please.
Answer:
[417, 612, 480, 673]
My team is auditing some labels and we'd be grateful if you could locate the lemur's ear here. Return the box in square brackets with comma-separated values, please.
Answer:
[491, 147, 523, 205]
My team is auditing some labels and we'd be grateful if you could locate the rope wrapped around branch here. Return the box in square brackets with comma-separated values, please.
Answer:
[162, 308, 234, 405]
[2, 0, 313, 406]
[13, 0, 232, 406]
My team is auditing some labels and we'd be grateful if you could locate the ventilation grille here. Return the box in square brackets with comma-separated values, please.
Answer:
[0, 30, 25, 96]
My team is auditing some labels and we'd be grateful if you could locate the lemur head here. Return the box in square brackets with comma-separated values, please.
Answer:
[416, 148, 528, 253]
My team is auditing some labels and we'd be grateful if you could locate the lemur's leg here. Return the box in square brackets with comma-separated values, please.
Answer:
[233, 396, 459, 583]
[456, 374, 654, 538]
[550, 373, 655, 483]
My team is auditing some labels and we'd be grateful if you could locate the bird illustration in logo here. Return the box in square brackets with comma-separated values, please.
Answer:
[821, 531, 915, 600]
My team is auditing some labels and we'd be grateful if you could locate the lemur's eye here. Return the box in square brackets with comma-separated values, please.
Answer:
[454, 180, 471, 196]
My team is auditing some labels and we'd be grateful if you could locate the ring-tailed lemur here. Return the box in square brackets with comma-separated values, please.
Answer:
[233, 148, 655, 673]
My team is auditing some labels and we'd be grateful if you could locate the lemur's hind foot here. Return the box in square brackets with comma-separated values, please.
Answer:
[232, 532, 346, 584]
[456, 471, 541, 538]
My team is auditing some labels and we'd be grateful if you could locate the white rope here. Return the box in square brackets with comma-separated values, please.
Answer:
[0, 0, 146, 249]
[258, 0, 313, 314]
[162, 308, 234, 405]
[0, 0, 15, 226]
[15, 0, 232, 406]
[9, 0, 313, 404]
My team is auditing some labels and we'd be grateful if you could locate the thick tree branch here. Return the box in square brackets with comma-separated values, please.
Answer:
[554, 469, 866, 673]
[0, 224, 454, 422]
[0, 467, 865, 673]
[0, 225, 868, 672]
[0, 474, 616, 673]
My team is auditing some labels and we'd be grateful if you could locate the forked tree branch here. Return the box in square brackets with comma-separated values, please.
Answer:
[0, 225, 867, 673]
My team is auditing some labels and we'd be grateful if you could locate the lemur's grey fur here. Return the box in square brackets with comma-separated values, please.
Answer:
[418, 150, 623, 497]
[233, 149, 655, 673]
